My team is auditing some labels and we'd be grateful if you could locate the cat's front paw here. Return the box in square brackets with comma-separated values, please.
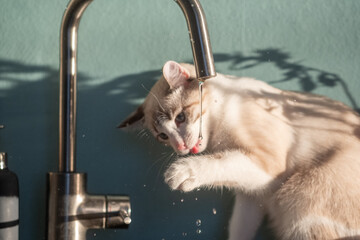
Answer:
[164, 158, 201, 192]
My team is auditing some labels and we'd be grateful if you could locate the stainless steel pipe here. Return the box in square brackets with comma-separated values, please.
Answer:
[49, 0, 215, 239]
[47, 173, 131, 240]
[59, 0, 216, 173]
[59, 0, 93, 173]
[176, 0, 216, 80]
[48, 0, 131, 239]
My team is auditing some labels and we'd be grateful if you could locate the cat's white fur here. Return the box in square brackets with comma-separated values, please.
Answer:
[119, 61, 360, 240]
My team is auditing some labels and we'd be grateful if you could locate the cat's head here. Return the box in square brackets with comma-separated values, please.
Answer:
[118, 61, 208, 155]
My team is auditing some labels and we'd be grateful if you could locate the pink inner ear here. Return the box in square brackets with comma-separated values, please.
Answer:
[163, 61, 190, 89]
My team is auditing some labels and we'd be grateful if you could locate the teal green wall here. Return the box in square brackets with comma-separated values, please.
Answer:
[1, 0, 359, 239]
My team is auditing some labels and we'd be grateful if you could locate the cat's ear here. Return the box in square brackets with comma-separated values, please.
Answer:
[117, 106, 145, 130]
[162, 61, 191, 89]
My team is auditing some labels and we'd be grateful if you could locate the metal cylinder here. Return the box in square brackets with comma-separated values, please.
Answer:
[47, 172, 90, 240]
[106, 195, 132, 228]
[59, 0, 93, 173]
[176, 0, 216, 80]
[46, 172, 131, 240]
[0, 153, 19, 240]
[59, 0, 216, 172]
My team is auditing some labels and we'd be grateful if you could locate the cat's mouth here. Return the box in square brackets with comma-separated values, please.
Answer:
[190, 139, 202, 154]
[175, 139, 202, 155]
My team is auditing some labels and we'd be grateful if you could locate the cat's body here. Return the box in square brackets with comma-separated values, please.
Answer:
[119, 61, 360, 240]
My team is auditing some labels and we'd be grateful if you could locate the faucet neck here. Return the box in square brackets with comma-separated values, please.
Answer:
[59, 0, 93, 173]
[176, 0, 216, 80]
[58, 0, 216, 173]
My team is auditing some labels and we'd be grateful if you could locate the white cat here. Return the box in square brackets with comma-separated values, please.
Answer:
[119, 61, 360, 240]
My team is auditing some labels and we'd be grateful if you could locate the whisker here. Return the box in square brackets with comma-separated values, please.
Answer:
[146, 150, 173, 177]
[141, 84, 165, 112]
[136, 129, 147, 139]
[146, 154, 165, 176]
[157, 151, 176, 181]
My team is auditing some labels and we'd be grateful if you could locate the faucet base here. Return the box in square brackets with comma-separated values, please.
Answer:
[46, 172, 130, 240]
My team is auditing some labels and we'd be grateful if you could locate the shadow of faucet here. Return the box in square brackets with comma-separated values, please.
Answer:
[46, 0, 216, 239]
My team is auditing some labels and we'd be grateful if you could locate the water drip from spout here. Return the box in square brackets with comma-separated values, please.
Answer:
[198, 80, 204, 142]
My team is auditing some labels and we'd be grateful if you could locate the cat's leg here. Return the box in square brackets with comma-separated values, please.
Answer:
[164, 150, 274, 192]
[269, 159, 360, 240]
[228, 193, 265, 240]
[280, 216, 360, 240]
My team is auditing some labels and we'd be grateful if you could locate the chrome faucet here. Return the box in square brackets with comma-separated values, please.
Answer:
[176, 0, 216, 80]
[46, 0, 215, 239]
[46, 0, 131, 239]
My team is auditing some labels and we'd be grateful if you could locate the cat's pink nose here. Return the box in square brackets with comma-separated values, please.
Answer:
[177, 143, 187, 151]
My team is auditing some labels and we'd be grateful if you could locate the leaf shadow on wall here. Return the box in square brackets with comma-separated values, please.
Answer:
[0, 58, 91, 240]
[0, 58, 59, 240]
[0, 59, 233, 240]
[214, 48, 359, 113]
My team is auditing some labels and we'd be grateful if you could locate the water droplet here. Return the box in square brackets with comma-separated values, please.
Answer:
[212, 208, 217, 215]
[195, 197, 198, 201]
[180, 199, 184, 203]
[93, 233, 97, 237]
[172, 202, 176, 206]
[196, 229, 202, 234]
[143, 184, 147, 187]
[198, 81, 204, 140]
[196, 219, 201, 227]
[182, 232, 187, 237]
[82, 134, 85, 138]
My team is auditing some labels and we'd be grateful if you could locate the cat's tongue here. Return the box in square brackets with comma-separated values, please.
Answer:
[191, 146, 199, 154]
[190, 140, 201, 154]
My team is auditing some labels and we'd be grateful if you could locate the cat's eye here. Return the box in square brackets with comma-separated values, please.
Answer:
[158, 133, 168, 140]
[175, 112, 186, 123]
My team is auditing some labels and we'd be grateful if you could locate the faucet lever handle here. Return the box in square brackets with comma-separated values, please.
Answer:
[106, 195, 131, 228]
[119, 209, 131, 225]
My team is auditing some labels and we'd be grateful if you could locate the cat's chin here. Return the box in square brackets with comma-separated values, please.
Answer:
[176, 149, 203, 156]
[177, 150, 191, 156]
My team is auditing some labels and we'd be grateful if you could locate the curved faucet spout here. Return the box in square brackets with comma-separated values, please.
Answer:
[59, 0, 93, 173]
[58, 0, 216, 173]
[51, 0, 215, 239]
[176, 0, 216, 80]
